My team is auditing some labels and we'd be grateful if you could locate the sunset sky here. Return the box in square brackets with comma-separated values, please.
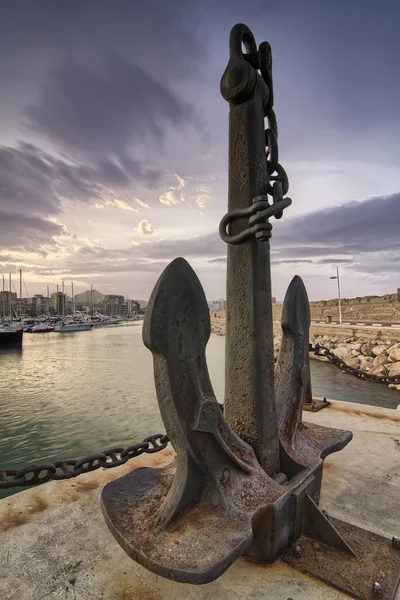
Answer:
[1, 0, 399, 301]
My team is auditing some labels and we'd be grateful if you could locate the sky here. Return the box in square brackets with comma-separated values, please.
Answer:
[1, 0, 399, 302]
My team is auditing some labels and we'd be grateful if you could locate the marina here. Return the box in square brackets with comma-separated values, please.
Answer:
[0, 311, 142, 345]
[0, 270, 142, 346]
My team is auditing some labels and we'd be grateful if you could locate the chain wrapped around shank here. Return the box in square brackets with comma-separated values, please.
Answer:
[219, 31, 291, 245]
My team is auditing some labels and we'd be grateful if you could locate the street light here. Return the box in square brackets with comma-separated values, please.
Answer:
[330, 266, 342, 325]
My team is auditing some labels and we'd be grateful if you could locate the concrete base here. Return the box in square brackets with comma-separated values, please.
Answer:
[0, 400, 399, 600]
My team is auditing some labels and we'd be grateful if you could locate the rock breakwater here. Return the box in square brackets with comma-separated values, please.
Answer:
[307, 334, 400, 390]
[210, 317, 400, 392]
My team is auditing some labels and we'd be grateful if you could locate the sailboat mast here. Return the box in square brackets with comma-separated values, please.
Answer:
[62, 281, 65, 316]
[72, 282, 75, 314]
[91, 285, 93, 316]
[19, 269, 22, 318]
[9, 273, 12, 318]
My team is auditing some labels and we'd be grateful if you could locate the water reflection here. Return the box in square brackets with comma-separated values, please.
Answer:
[0, 346, 23, 357]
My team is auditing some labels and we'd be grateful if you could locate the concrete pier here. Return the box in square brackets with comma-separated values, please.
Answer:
[1, 400, 399, 600]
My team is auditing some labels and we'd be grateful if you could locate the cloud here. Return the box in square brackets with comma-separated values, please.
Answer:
[192, 184, 212, 210]
[159, 173, 187, 206]
[134, 197, 150, 209]
[208, 257, 226, 263]
[14, 188, 399, 300]
[272, 192, 400, 259]
[271, 259, 315, 265]
[109, 199, 136, 211]
[26, 53, 203, 176]
[0, 142, 101, 216]
[0, 2, 204, 83]
[136, 220, 154, 235]
[19, 191, 397, 282]
[0, 211, 63, 252]
[142, 232, 224, 259]
[127, 192, 400, 274]
[316, 258, 353, 265]
[101, 196, 138, 212]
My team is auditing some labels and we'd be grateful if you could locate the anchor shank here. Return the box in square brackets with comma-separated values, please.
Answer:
[222, 58, 279, 475]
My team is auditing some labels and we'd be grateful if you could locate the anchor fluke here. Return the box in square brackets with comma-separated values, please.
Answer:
[101, 257, 284, 584]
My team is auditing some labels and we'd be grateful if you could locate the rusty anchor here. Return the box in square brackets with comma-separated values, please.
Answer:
[101, 258, 352, 583]
[101, 24, 400, 598]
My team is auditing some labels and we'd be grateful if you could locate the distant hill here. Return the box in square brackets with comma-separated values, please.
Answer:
[74, 289, 104, 304]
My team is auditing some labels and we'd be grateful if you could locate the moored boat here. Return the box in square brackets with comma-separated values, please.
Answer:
[90, 315, 122, 326]
[0, 325, 23, 346]
[31, 323, 55, 333]
[55, 321, 93, 332]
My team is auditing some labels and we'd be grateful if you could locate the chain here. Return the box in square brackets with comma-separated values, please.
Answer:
[219, 41, 292, 245]
[313, 344, 400, 385]
[0, 405, 225, 490]
[0, 433, 169, 490]
[259, 41, 290, 216]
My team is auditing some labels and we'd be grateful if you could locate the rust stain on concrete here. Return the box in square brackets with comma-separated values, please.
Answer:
[0, 503, 29, 531]
[75, 479, 100, 491]
[117, 581, 163, 600]
[28, 492, 49, 513]
[327, 401, 400, 423]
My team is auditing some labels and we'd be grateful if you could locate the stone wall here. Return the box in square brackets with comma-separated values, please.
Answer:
[215, 292, 400, 324]
[308, 323, 400, 343]
[210, 310, 226, 321]
[307, 293, 400, 322]
[211, 315, 400, 343]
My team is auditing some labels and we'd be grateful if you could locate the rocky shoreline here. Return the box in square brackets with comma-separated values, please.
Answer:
[211, 320, 400, 392]
[309, 334, 400, 391]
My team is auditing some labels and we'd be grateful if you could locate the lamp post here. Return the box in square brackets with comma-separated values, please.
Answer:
[330, 266, 342, 325]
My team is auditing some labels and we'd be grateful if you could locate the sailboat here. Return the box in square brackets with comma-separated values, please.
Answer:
[55, 319, 93, 332]
[0, 323, 23, 346]
[0, 271, 24, 346]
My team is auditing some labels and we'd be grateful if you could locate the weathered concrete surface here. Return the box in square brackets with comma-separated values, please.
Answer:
[306, 400, 400, 540]
[0, 401, 399, 600]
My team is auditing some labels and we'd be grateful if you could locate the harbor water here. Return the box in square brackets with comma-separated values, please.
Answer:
[0, 323, 398, 498]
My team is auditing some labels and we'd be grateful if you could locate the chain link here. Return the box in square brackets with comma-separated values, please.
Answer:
[259, 42, 290, 217]
[0, 433, 169, 490]
[219, 43, 291, 245]
[313, 344, 400, 385]
[0, 406, 225, 490]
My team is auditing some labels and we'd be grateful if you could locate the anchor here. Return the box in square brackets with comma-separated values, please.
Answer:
[102, 24, 400, 599]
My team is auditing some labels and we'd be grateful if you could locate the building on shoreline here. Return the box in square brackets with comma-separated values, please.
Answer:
[1, 285, 142, 319]
[50, 292, 66, 316]
[0, 291, 17, 317]
[102, 294, 124, 315]
[30, 295, 50, 317]
[208, 300, 226, 312]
